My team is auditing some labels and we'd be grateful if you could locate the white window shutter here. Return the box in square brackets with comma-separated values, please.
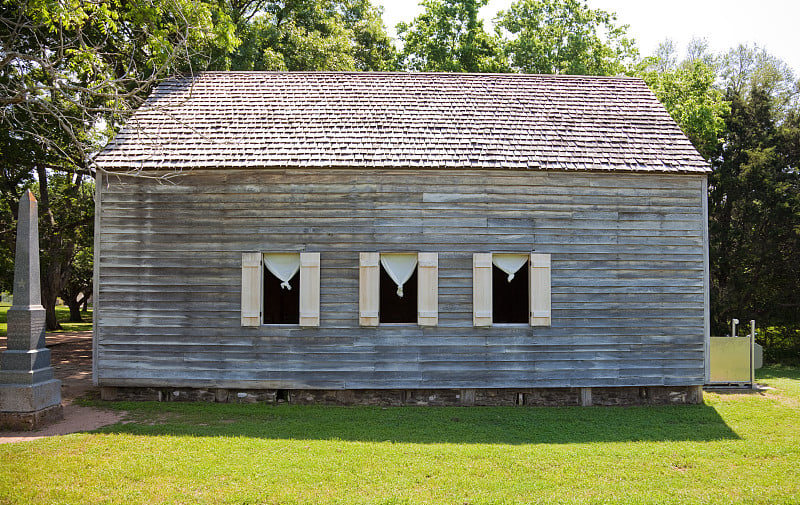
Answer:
[417, 252, 438, 326]
[299, 252, 320, 327]
[473, 253, 493, 327]
[530, 253, 552, 326]
[241, 252, 262, 327]
[359, 252, 380, 326]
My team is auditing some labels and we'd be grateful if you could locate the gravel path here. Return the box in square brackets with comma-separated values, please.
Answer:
[0, 331, 125, 443]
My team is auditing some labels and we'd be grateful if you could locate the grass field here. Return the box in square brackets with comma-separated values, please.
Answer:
[1, 367, 798, 504]
[0, 303, 92, 336]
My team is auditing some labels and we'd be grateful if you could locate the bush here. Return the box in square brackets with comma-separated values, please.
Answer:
[758, 326, 800, 365]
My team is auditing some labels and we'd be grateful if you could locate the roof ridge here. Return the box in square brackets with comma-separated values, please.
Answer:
[180, 70, 643, 80]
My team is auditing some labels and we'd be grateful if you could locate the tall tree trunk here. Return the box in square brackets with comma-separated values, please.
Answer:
[42, 291, 60, 330]
[60, 285, 86, 323]
[35, 165, 70, 331]
[41, 261, 68, 331]
[66, 298, 83, 323]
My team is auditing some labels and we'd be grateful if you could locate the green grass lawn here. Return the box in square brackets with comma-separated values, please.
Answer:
[0, 303, 92, 336]
[1, 367, 799, 504]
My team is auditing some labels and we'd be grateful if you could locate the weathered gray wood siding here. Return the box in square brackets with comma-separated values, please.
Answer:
[94, 169, 708, 389]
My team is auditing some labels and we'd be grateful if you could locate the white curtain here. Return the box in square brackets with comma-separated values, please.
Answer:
[492, 254, 528, 283]
[263, 253, 300, 290]
[380, 253, 418, 298]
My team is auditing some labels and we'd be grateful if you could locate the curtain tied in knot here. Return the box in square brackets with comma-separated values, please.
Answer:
[380, 253, 418, 298]
[492, 254, 528, 283]
[263, 253, 301, 290]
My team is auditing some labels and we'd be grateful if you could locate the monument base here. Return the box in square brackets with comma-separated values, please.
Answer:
[0, 379, 63, 430]
[0, 403, 63, 431]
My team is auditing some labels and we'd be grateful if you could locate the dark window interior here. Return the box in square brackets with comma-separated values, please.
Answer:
[263, 269, 299, 324]
[492, 262, 528, 324]
[379, 264, 418, 323]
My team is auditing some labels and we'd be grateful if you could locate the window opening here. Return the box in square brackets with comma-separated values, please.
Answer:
[492, 256, 528, 324]
[263, 253, 300, 324]
[379, 254, 418, 323]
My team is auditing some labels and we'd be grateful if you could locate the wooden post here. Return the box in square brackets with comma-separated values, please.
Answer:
[750, 320, 756, 387]
[580, 387, 592, 407]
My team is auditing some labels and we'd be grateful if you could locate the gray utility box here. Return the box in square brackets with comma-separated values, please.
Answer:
[708, 336, 763, 387]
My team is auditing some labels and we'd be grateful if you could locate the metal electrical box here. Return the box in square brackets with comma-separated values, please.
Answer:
[709, 336, 753, 385]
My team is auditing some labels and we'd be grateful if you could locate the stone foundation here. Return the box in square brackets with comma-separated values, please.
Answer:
[100, 385, 703, 406]
[0, 403, 63, 431]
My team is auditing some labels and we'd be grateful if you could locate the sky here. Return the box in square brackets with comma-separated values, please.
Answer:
[373, 0, 800, 76]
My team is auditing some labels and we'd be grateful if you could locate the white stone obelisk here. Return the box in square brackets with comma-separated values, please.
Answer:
[0, 190, 63, 430]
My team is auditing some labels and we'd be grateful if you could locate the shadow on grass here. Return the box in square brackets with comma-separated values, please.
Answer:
[757, 365, 800, 381]
[96, 402, 739, 444]
[52, 306, 92, 333]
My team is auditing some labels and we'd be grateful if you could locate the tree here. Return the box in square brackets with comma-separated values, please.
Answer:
[636, 40, 729, 159]
[340, 0, 396, 71]
[61, 241, 93, 323]
[705, 47, 800, 357]
[35, 174, 94, 329]
[720, 44, 800, 119]
[396, 0, 506, 72]
[2, 0, 394, 329]
[50, 178, 93, 324]
[0, 126, 39, 293]
[708, 85, 800, 341]
[214, 0, 395, 71]
[496, 0, 637, 75]
[1, 0, 238, 329]
[1, 0, 238, 171]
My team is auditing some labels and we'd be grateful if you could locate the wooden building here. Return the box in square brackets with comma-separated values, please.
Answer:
[93, 72, 710, 406]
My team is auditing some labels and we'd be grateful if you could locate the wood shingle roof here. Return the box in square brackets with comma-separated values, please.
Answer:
[96, 72, 710, 173]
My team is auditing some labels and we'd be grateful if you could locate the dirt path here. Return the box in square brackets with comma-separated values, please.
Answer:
[0, 331, 126, 443]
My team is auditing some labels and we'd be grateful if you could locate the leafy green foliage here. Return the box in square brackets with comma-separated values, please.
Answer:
[636, 42, 729, 159]
[1, 0, 238, 169]
[345, 1, 397, 71]
[709, 86, 800, 337]
[33, 174, 95, 329]
[60, 243, 93, 323]
[396, 0, 506, 72]
[395, 0, 637, 75]
[720, 44, 800, 117]
[214, 0, 395, 71]
[759, 327, 800, 365]
[48, 179, 94, 324]
[0, 176, 35, 309]
[635, 41, 798, 359]
[496, 0, 637, 75]
[1, 0, 238, 327]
